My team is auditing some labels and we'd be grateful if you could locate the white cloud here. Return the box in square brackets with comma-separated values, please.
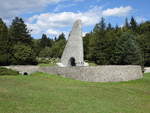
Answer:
[102, 6, 133, 16]
[0, 0, 87, 18]
[46, 29, 70, 38]
[27, 6, 134, 37]
[0, 0, 135, 38]
[0, 0, 61, 18]
[27, 6, 103, 36]
[46, 29, 62, 35]
[135, 17, 147, 23]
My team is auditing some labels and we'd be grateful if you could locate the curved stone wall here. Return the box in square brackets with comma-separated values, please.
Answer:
[145, 67, 150, 73]
[4, 65, 143, 82]
[4, 66, 39, 75]
[39, 65, 143, 82]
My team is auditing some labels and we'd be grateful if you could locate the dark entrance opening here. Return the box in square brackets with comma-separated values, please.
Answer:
[23, 72, 28, 75]
[69, 57, 76, 66]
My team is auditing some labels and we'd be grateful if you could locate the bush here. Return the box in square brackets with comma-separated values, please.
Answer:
[0, 67, 19, 75]
[39, 47, 52, 58]
[11, 44, 37, 65]
[37, 57, 60, 64]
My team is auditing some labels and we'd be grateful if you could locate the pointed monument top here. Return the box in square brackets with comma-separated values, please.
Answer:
[75, 19, 82, 23]
[73, 19, 82, 28]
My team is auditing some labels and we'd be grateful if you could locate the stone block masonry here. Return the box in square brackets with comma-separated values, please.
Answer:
[39, 65, 143, 82]
[4, 65, 143, 82]
[4, 66, 39, 75]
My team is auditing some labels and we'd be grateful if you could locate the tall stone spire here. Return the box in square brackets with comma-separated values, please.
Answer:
[57, 19, 87, 67]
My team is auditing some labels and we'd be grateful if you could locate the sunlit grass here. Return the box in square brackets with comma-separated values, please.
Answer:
[0, 72, 149, 113]
[38, 63, 57, 67]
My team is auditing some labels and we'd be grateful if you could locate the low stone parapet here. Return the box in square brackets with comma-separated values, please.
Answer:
[144, 67, 150, 73]
[4, 65, 39, 75]
[39, 65, 143, 82]
[4, 65, 143, 82]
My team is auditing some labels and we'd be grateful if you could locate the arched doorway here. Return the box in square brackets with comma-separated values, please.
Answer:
[23, 72, 28, 75]
[69, 57, 76, 66]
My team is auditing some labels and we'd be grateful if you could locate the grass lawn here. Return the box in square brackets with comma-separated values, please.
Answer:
[88, 62, 97, 66]
[38, 63, 56, 67]
[0, 73, 150, 113]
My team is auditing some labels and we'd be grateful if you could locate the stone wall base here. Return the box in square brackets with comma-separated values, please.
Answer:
[39, 65, 143, 82]
[4, 65, 143, 82]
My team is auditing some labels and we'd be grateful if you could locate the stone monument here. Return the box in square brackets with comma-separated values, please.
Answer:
[57, 20, 88, 67]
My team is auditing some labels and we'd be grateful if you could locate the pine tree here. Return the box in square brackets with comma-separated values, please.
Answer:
[92, 18, 109, 64]
[57, 33, 65, 41]
[93, 17, 106, 33]
[40, 34, 52, 48]
[111, 32, 143, 65]
[138, 21, 150, 66]
[107, 23, 112, 30]
[33, 39, 42, 56]
[143, 32, 150, 66]
[40, 33, 66, 58]
[130, 17, 138, 32]
[0, 18, 10, 65]
[9, 17, 33, 46]
[9, 17, 37, 65]
[83, 33, 90, 60]
[51, 33, 66, 58]
[115, 24, 119, 30]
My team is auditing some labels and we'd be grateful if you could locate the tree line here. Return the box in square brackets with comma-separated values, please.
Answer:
[0, 17, 150, 66]
[83, 17, 150, 66]
[0, 17, 66, 65]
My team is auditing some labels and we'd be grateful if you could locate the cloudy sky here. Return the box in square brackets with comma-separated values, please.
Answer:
[1, 0, 149, 38]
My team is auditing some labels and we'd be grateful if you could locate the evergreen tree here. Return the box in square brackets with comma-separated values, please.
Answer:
[142, 32, 150, 66]
[92, 18, 108, 64]
[115, 24, 119, 30]
[50, 33, 66, 58]
[111, 32, 143, 65]
[39, 33, 66, 58]
[83, 33, 90, 60]
[0, 18, 10, 65]
[9, 17, 33, 46]
[107, 23, 112, 30]
[33, 39, 42, 56]
[57, 33, 65, 41]
[40, 34, 53, 48]
[9, 17, 37, 65]
[100, 17, 106, 31]
[54, 37, 57, 41]
[138, 21, 150, 66]
[93, 17, 106, 33]
[130, 17, 138, 32]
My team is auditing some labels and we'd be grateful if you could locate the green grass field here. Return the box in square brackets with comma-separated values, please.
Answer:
[38, 63, 57, 67]
[0, 72, 150, 113]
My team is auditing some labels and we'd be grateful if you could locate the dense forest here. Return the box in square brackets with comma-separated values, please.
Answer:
[0, 17, 150, 66]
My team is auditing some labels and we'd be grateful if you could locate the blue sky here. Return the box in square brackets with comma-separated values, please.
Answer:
[1, 0, 149, 38]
